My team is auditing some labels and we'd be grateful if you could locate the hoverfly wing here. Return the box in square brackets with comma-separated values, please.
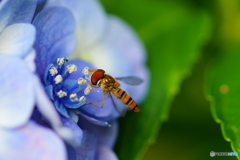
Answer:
[115, 76, 143, 85]
[108, 90, 127, 116]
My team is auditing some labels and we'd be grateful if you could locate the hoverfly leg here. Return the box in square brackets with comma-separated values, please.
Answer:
[85, 76, 91, 81]
[85, 102, 103, 108]
[83, 93, 108, 108]
[89, 89, 104, 93]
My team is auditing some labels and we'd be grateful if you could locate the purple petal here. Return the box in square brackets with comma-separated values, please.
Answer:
[75, 130, 97, 160]
[77, 112, 112, 127]
[54, 100, 70, 118]
[61, 117, 83, 146]
[79, 92, 120, 122]
[96, 144, 118, 160]
[45, 0, 108, 52]
[0, 54, 35, 128]
[34, 76, 74, 144]
[44, 85, 54, 100]
[0, 0, 37, 32]
[65, 142, 76, 160]
[33, 7, 76, 77]
[23, 49, 36, 72]
[30, 108, 50, 127]
[0, 121, 66, 160]
[67, 59, 95, 80]
[106, 16, 146, 66]
[37, 0, 46, 4]
[0, 23, 36, 57]
[78, 118, 118, 148]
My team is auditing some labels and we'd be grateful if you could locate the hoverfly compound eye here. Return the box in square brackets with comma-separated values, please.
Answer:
[91, 69, 105, 85]
[82, 67, 90, 75]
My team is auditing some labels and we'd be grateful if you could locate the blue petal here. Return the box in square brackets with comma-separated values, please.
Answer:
[0, 121, 66, 160]
[67, 59, 95, 80]
[30, 109, 50, 127]
[61, 117, 83, 146]
[35, 77, 63, 126]
[43, 64, 53, 85]
[78, 112, 112, 127]
[63, 80, 85, 94]
[33, 7, 76, 77]
[23, 49, 36, 72]
[0, 54, 35, 128]
[45, 0, 108, 52]
[54, 100, 70, 118]
[37, 0, 46, 4]
[96, 144, 118, 160]
[78, 118, 118, 148]
[63, 101, 84, 109]
[75, 130, 97, 160]
[80, 91, 120, 122]
[0, 23, 36, 57]
[44, 85, 54, 100]
[34, 77, 75, 144]
[107, 16, 146, 66]
[0, 0, 37, 32]
[65, 142, 76, 160]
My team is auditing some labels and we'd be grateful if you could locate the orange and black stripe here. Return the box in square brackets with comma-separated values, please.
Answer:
[113, 88, 140, 112]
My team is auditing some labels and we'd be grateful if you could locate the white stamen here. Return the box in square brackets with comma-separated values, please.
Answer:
[82, 67, 89, 75]
[69, 93, 78, 102]
[57, 57, 65, 65]
[57, 90, 67, 98]
[66, 64, 77, 73]
[78, 78, 86, 85]
[79, 96, 86, 102]
[49, 67, 58, 76]
[54, 75, 63, 84]
[84, 87, 92, 95]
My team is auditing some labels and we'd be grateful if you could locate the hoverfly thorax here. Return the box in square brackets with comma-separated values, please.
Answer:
[99, 74, 120, 91]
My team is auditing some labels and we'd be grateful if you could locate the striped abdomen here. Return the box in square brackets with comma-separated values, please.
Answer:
[112, 88, 140, 112]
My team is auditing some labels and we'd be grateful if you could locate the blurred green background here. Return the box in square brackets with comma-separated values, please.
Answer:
[100, 0, 240, 159]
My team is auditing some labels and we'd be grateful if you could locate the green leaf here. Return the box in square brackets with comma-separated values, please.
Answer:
[101, 1, 212, 160]
[206, 46, 240, 158]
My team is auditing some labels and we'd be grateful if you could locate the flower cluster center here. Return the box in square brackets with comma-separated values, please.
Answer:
[43, 57, 91, 118]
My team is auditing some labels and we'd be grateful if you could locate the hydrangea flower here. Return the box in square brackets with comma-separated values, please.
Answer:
[45, 0, 149, 121]
[0, 0, 149, 159]
[32, 6, 119, 159]
[36, 1, 149, 159]
[0, 1, 74, 159]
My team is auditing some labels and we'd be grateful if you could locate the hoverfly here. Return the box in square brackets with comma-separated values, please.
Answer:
[83, 68, 143, 113]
